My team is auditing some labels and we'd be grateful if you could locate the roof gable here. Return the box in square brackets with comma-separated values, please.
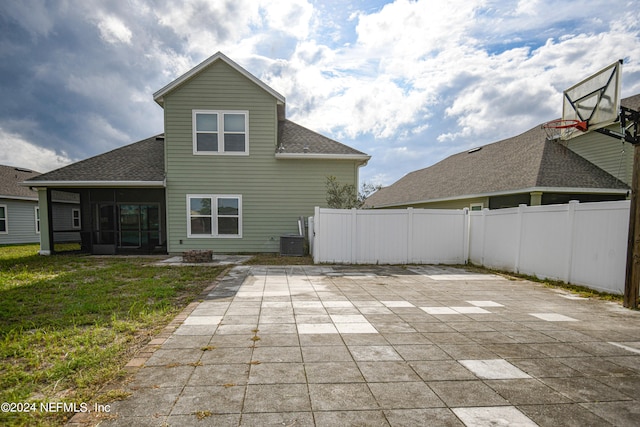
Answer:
[0, 164, 40, 199]
[153, 52, 285, 107]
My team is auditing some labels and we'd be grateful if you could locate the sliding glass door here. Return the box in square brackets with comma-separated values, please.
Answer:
[92, 203, 160, 251]
[118, 204, 160, 248]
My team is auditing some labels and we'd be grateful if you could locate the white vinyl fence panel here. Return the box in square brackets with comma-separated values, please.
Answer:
[312, 207, 468, 265]
[312, 200, 630, 295]
[469, 200, 629, 294]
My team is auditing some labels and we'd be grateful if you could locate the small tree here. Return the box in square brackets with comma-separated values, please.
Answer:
[358, 181, 382, 207]
[325, 176, 381, 209]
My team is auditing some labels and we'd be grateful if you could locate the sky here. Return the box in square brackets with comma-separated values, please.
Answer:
[1, 0, 640, 187]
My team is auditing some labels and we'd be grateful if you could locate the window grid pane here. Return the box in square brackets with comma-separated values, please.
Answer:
[218, 217, 239, 235]
[224, 114, 245, 132]
[197, 133, 218, 152]
[190, 217, 212, 235]
[224, 134, 245, 152]
[190, 198, 212, 215]
[218, 198, 239, 215]
[196, 113, 218, 131]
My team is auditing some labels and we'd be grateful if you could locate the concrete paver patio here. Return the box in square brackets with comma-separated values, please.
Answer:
[95, 265, 640, 426]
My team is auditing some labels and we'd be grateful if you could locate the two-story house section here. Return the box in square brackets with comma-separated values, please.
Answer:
[25, 52, 369, 255]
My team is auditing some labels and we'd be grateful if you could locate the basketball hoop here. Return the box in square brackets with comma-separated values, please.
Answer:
[541, 119, 588, 141]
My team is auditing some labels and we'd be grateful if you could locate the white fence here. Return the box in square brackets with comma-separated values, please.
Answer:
[311, 207, 468, 265]
[468, 200, 629, 294]
[310, 200, 630, 294]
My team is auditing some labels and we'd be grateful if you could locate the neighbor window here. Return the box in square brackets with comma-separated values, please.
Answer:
[470, 203, 484, 211]
[0, 205, 7, 233]
[193, 110, 248, 154]
[72, 208, 81, 229]
[35, 207, 40, 234]
[187, 195, 242, 238]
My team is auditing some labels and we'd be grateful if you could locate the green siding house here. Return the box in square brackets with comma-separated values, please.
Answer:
[25, 52, 369, 255]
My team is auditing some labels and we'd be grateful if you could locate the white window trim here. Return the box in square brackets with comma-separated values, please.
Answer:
[0, 204, 8, 234]
[72, 208, 81, 229]
[470, 203, 484, 211]
[187, 194, 242, 238]
[35, 207, 40, 234]
[192, 110, 249, 155]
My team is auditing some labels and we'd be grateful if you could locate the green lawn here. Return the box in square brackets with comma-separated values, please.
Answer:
[0, 244, 225, 426]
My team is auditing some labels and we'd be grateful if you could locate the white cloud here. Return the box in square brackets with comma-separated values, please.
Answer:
[155, 0, 262, 57]
[0, 128, 73, 173]
[1, 0, 640, 187]
[260, 0, 314, 39]
[97, 15, 132, 44]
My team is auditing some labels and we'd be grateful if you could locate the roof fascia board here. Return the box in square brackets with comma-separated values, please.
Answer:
[374, 186, 629, 208]
[21, 180, 166, 188]
[0, 194, 38, 201]
[275, 153, 370, 161]
[153, 52, 285, 106]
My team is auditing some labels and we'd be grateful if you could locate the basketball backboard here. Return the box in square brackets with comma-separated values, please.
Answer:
[560, 59, 623, 140]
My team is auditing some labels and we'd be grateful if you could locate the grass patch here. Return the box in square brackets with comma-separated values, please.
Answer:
[245, 253, 313, 265]
[0, 244, 224, 426]
[462, 263, 623, 303]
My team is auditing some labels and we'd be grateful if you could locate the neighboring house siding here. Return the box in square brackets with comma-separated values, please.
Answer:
[52, 203, 81, 243]
[565, 128, 633, 186]
[0, 199, 39, 245]
[164, 60, 357, 253]
[393, 197, 490, 210]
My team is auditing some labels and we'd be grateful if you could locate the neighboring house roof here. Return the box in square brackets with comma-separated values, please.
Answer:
[25, 135, 165, 187]
[276, 119, 370, 162]
[621, 93, 640, 111]
[0, 164, 40, 200]
[366, 124, 629, 208]
[153, 52, 285, 106]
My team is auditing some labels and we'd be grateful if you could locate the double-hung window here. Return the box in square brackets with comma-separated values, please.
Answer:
[72, 208, 81, 229]
[0, 205, 7, 233]
[187, 195, 242, 238]
[193, 110, 248, 154]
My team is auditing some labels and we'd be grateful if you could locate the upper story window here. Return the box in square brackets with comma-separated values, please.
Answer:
[193, 110, 249, 155]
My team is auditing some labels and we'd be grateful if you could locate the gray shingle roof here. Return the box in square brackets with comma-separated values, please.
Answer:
[366, 123, 629, 208]
[0, 165, 40, 199]
[26, 135, 165, 184]
[277, 119, 369, 157]
[622, 93, 640, 111]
